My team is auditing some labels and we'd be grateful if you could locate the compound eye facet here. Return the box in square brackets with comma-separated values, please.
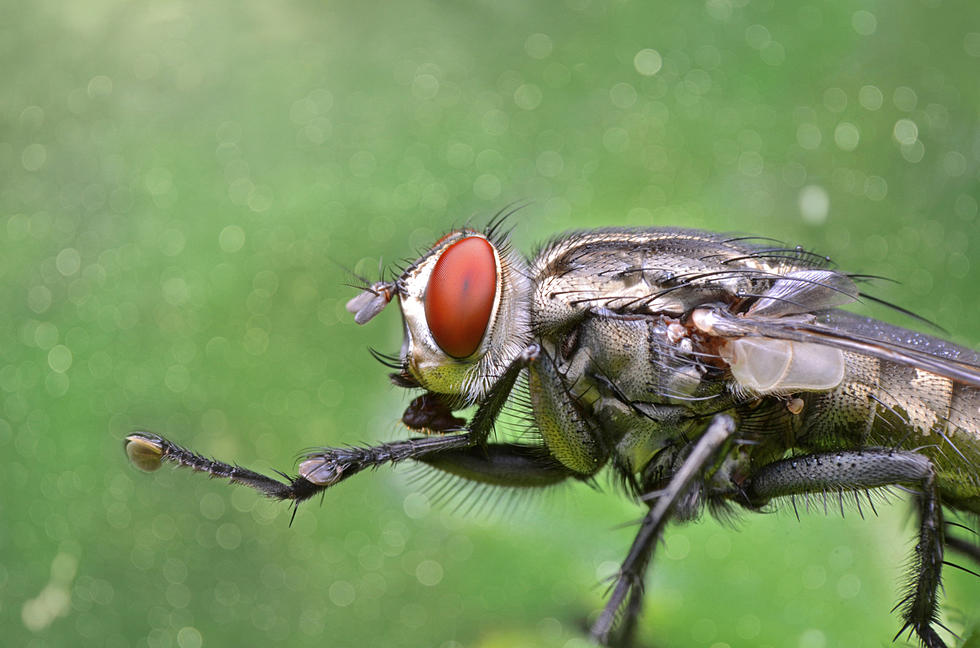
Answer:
[424, 236, 497, 358]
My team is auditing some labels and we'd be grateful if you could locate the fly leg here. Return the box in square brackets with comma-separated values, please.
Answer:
[125, 431, 325, 502]
[743, 449, 947, 648]
[418, 443, 578, 487]
[299, 343, 540, 486]
[590, 414, 736, 647]
[125, 345, 540, 503]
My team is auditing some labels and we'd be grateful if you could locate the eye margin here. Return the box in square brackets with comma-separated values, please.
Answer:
[423, 234, 499, 359]
[431, 227, 480, 249]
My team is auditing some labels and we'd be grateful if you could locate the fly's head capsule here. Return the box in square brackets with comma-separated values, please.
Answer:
[347, 228, 533, 404]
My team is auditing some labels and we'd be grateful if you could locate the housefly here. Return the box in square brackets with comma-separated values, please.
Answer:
[126, 217, 980, 647]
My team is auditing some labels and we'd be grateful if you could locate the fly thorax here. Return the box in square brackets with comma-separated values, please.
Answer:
[396, 229, 532, 403]
[529, 229, 762, 336]
[550, 314, 720, 476]
[578, 315, 718, 408]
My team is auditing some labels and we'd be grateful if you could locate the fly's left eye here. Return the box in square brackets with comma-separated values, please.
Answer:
[424, 236, 497, 358]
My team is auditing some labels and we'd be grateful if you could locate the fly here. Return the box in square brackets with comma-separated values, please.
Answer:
[126, 217, 980, 647]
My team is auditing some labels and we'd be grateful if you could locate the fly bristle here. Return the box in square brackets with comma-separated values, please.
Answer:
[706, 497, 744, 527]
[368, 347, 402, 370]
[713, 235, 835, 268]
[857, 292, 947, 334]
[401, 462, 554, 522]
[763, 483, 893, 522]
[485, 200, 531, 242]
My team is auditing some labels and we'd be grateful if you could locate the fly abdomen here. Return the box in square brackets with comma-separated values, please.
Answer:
[799, 349, 980, 512]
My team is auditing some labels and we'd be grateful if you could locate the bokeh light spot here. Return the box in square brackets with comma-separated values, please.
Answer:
[481, 109, 508, 135]
[858, 85, 883, 110]
[403, 492, 430, 519]
[900, 140, 925, 163]
[823, 87, 847, 113]
[55, 248, 81, 276]
[745, 24, 771, 50]
[160, 229, 186, 257]
[633, 49, 663, 76]
[412, 74, 440, 100]
[218, 225, 246, 253]
[796, 123, 822, 150]
[473, 173, 501, 200]
[893, 119, 918, 145]
[864, 176, 888, 201]
[802, 564, 827, 589]
[445, 141, 474, 168]
[942, 151, 967, 177]
[760, 41, 785, 66]
[176, 627, 203, 648]
[692, 618, 717, 644]
[609, 82, 637, 108]
[47, 345, 72, 373]
[144, 167, 173, 196]
[851, 10, 877, 36]
[415, 560, 444, 586]
[893, 86, 918, 111]
[954, 194, 977, 221]
[524, 33, 553, 59]
[799, 629, 827, 648]
[536, 150, 564, 177]
[705, 0, 732, 21]
[27, 286, 51, 315]
[834, 122, 860, 151]
[348, 151, 377, 178]
[799, 185, 830, 225]
[513, 83, 542, 110]
[965, 32, 980, 57]
[215, 523, 242, 550]
[20, 105, 44, 129]
[602, 127, 629, 153]
[87, 75, 113, 98]
[836, 574, 861, 599]
[736, 614, 761, 639]
[329, 580, 356, 607]
[21, 143, 47, 171]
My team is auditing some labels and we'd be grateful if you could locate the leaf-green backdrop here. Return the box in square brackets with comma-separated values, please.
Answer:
[3, 1, 979, 647]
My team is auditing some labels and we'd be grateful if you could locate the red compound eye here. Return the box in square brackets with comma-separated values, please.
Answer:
[424, 236, 497, 358]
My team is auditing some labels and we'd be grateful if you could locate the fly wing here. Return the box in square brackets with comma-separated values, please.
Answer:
[694, 306, 980, 389]
[692, 262, 980, 390]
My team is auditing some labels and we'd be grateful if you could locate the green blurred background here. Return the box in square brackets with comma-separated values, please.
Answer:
[3, 0, 979, 646]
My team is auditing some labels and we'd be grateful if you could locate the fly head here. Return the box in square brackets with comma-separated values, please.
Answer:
[348, 228, 533, 411]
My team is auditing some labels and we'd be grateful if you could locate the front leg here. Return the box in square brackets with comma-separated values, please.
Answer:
[744, 449, 947, 648]
[125, 345, 540, 503]
[419, 443, 578, 487]
[591, 414, 736, 646]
